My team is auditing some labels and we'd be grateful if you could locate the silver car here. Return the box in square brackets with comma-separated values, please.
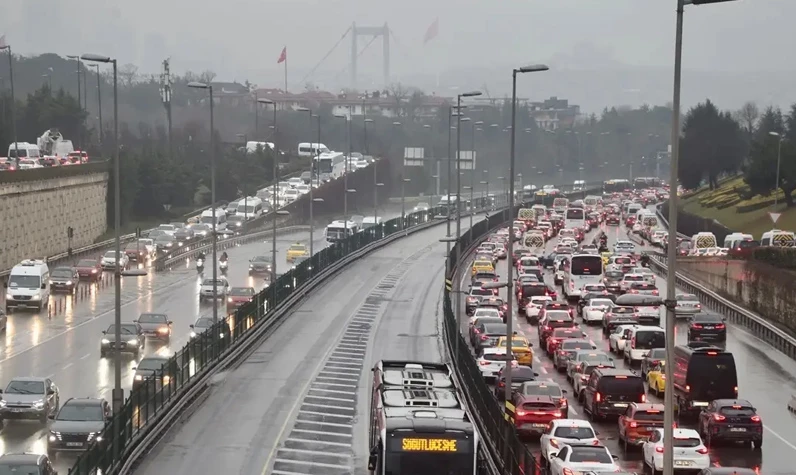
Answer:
[0, 377, 59, 424]
[674, 293, 702, 315]
[553, 339, 597, 372]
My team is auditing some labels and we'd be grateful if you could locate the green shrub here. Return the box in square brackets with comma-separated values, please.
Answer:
[752, 247, 796, 270]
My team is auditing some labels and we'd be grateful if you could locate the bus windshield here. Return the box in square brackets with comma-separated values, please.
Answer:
[565, 208, 584, 220]
[571, 255, 602, 276]
[385, 434, 474, 475]
[316, 158, 333, 174]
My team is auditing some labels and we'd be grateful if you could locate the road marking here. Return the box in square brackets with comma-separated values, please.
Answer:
[45, 374, 54, 379]
[62, 362, 73, 370]
[79, 353, 90, 360]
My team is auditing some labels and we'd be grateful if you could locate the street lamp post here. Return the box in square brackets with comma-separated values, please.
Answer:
[0, 41, 19, 168]
[472, 122, 483, 213]
[67, 55, 83, 150]
[335, 113, 352, 243]
[401, 178, 411, 228]
[504, 64, 549, 465]
[447, 109, 457, 252]
[423, 123, 438, 206]
[769, 131, 784, 208]
[458, 116, 471, 231]
[664, 2, 736, 474]
[186, 81, 219, 327]
[296, 107, 320, 261]
[480, 179, 489, 210]
[257, 98, 284, 285]
[81, 53, 122, 412]
[92, 64, 103, 146]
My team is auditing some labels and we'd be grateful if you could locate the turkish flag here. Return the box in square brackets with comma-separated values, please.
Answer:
[277, 46, 287, 64]
[423, 18, 438, 44]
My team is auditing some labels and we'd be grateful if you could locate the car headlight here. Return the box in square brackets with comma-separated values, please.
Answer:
[66, 280, 73, 285]
[101, 338, 110, 344]
[4, 294, 10, 300]
[227, 297, 233, 302]
[134, 375, 143, 381]
[30, 295, 41, 300]
[190, 331, 197, 338]
[0, 400, 6, 407]
[166, 243, 173, 247]
[92, 269, 98, 273]
[48, 280, 53, 285]
[162, 375, 171, 385]
[158, 327, 169, 334]
[128, 339, 138, 345]
[33, 400, 44, 408]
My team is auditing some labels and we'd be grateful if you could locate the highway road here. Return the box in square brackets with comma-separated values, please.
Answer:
[455, 210, 796, 474]
[132, 214, 472, 475]
[0, 211, 403, 472]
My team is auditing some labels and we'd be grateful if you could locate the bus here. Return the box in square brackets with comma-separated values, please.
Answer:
[552, 197, 569, 214]
[603, 179, 630, 194]
[316, 151, 347, 178]
[521, 184, 537, 203]
[564, 207, 586, 230]
[325, 220, 359, 242]
[435, 195, 460, 218]
[562, 253, 604, 301]
[368, 361, 479, 475]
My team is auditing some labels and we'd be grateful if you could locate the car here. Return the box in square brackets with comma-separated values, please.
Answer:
[606, 215, 620, 226]
[538, 310, 576, 349]
[124, 241, 150, 262]
[199, 277, 230, 301]
[613, 240, 636, 253]
[688, 314, 726, 343]
[548, 443, 620, 475]
[577, 291, 614, 316]
[642, 428, 710, 473]
[154, 234, 177, 251]
[646, 361, 666, 396]
[0, 377, 60, 424]
[47, 397, 111, 456]
[617, 403, 665, 451]
[132, 354, 178, 394]
[187, 223, 212, 238]
[413, 202, 430, 212]
[478, 297, 508, 321]
[100, 322, 145, 357]
[623, 326, 665, 366]
[509, 394, 564, 437]
[227, 286, 255, 311]
[248, 255, 274, 276]
[49, 266, 78, 294]
[619, 274, 646, 293]
[466, 287, 494, 315]
[673, 345, 739, 420]
[468, 315, 502, 347]
[540, 419, 599, 468]
[603, 270, 624, 294]
[0, 453, 56, 474]
[696, 469, 757, 475]
[496, 335, 533, 367]
[582, 298, 614, 324]
[174, 225, 195, 243]
[553, 339, 596, 372]
[515, 381, 570, 420]
[476, 347, 517, 380]
[573, 361, 616, 403]
[697, 399, 763, 449]
[135, 313, 173, 344]
[566, 350, 613, 384]
[74, 258, 102, 281]
[100, 250, 129, 271]
[602, 307, 638, 336]
[494, 365, 538, 401]
[524, 296, 553, 323]
[286, 243, 309, 263]
[583, 368, 646, 421]
[675, 293, 702, 315]
[627, 282, 659, 296]
[640, 348, 666, 378]
[546, 328, 587, 356]
[609, 325, 634, 355]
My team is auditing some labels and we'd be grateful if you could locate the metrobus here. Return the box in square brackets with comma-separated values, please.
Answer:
[521, 184, 537, 203]
[325, 220, 359, 242]
[368, 361, 479, 475]
[564, 207, 586, 230]
[562, 253, 604, 301]
[603, 179, 630, 194]
[436, 195, 460, 218]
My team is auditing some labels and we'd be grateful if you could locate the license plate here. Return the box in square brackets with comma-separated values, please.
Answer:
[730, 427, 747, 432]
[674, 461, 691, 467]
[645, 426, 658, 431]
[614, 403, 628, 407]
[703, 326, 714, 329]
[11, 409, 21, 413]
[66, 442, 83, 447]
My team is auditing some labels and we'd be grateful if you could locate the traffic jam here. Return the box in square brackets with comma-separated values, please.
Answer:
[462, 185, 769, 474]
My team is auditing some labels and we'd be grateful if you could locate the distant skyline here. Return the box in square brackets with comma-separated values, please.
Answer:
[2, 0, 793, 112]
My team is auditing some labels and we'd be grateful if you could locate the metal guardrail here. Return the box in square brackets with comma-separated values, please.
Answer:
[65, 196, 499, 475]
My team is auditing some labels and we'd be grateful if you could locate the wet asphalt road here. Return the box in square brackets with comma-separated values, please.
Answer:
[0, 219, 382, 472]
[455, 215, 796, 474]
[133, 213, 476, 475]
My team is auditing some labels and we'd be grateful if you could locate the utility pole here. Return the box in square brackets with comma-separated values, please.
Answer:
[160, 59, 173, 160]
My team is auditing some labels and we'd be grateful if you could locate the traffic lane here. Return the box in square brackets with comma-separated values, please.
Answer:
[132, 217, 453, 475]
[0, 229, 327, 460]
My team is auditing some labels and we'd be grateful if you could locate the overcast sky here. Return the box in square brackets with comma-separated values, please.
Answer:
[2, 0, 793, 111]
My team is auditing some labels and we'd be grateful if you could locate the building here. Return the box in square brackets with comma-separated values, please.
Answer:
[529, 96, 581, 131]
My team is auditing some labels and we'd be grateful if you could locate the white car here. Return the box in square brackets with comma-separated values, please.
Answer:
[199, 277, 229, 301]
[581, 283, 606, 294]
[525, 296, 553, 322]
[609, 325, 634, 354]
[548, 443, 620, 475]
[582, 298, 613, 323]
[476, 347, 517, 380]
[539, 419, 599, 468]
[630, 267, 656, 284]
[619, 273, 646, 293]
[642, 428, 710, 473]
[613, 241, 636, 253]
[470, 307, 501, 326]
[674, 293, 702, 315]
[295, 184, 311, 195]
[100, 251, 129, 270]
[632, 222, 643, 233]
[650, 231, 667, 245]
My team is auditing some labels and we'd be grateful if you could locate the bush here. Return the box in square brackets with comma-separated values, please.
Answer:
[752, 246, 796, 270]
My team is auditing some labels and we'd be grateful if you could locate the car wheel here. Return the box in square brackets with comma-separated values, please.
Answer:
[100, 350, 106, 358]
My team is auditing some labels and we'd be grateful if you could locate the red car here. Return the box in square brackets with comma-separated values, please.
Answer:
[227, 286, 256, 312]
[606, 215, 620, 226]
[727, 239, 759, 259]
[538, 310, 576, 349]
[546, 327, 587, 355]
[509, 394, 564, 436]
[74, 258, 102, 281]
[626, 216, 636, 227]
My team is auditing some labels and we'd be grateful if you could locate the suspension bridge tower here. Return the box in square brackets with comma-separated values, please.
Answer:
[350, 22, 390, 89]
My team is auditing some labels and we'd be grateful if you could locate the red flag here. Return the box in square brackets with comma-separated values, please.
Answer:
[277, 46, 287, 64]
[423, 18, 438, 44]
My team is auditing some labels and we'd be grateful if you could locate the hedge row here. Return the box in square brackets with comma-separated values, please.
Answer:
[752, 246, 796, 270]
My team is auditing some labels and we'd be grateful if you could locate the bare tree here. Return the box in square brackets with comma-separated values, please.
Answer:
[387, 83, 409, 117]
[734, 101, 759, 137]
[118, 63, 139, 87]
[198, 70, 217, 84]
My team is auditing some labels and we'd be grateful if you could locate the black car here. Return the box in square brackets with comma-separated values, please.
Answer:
[688, 314, 726, 342]
[475, 323, 509, 353]
[135, 313, 173, 344]
[49, 266, 78, 294]
[47, 398, 111, 456]
[698, 399, 763, 449]
[101, 323, 145, 357]
[0, 453, 56, 474]
[494, 365, 539, 401]
[583, 368, 645, 420]
[248, 255, 274, 276]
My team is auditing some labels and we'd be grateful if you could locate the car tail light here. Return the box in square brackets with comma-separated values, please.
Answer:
[630, 421, 638, 428]
[652, 290, 659, 295]
[563, 468, 575, 475]
[655, 446, 664, 453]
[630, 337, 636, 349]
[712, 413, 726, 421]
[498, 381, 505, 388]
[516, 410, 527, 417]
[696, 447, 709, 454]
[480, 335, 488, 341]
[549, 438, 559, 448]
[473, 328, 481, 334]
[691, 323, 703, 329]
[734, 386, 738, 395]
[595, 392, 602, 402]
[558, 350, 567, 356]
[543, 326, 551, 332]
[751, 415, 761, 423]
[552, 411, 562, 418]
[716, 324, 725, 329]
[640, 393, 646, 403]
[559, 397, 568, 407]
[479, 360, 489, 366]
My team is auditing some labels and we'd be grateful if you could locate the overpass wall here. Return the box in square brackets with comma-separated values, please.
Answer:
[0, 170, 108, 270]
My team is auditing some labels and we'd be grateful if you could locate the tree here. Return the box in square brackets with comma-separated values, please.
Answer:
[745, 105, 796, 207]
[118, 64, 139, 87]
[734, 101, 759, 138]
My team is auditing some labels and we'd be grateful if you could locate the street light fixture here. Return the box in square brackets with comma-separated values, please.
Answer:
[664, 1, 736, 474]
[503, 63, 548, 465]
[81, 52, 126, 413]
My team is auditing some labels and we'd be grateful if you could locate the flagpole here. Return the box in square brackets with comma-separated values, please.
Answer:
[1, 40, 19, 168]
[284, 48, 288, 93]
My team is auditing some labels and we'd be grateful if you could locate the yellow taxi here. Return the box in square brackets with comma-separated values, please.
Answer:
[471, 259, 495, 275]
[496, 335, 534, 367]
[286, 243, 309, 263]
[646, 361, 666, 396]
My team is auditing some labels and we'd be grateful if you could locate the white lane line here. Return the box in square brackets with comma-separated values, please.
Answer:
[46, 374, 54, 379]
[80, 353, 90, 360]
[62, 362, 73, 370]
[568, 407, 579, 416]
[765, 426, 796, 452]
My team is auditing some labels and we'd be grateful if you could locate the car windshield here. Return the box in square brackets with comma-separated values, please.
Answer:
[569, 447, 612, 463]
[720, 406, 756, 416]
[138, 314, 167, 324]
[230, 288, 255, 296]
[57, 404, 104, 422]
[553, 426, 595, 439]
[483, 323, 508, 335]
[546, 310, 571, 320]
[194, 318, 213, 328]
[678, 294, 699, 302]
[635, 331, 665, 349]
[77, 260, 96, 267]
[673, 437, 701, 448]
[252, 256, 271, 263]
[106, 324, 138, 335]
[125, 243, 142, 250]
[51, 269, 74, 278]
[471, 288, 493, 296]
[561, 340, 592, 350]
[605, 271, 624, 279]
[202, 279, 224, 286]
[137, 358, 168, 371]
[289, 245, 305, 251]
[590, 299, 613, 307]
[522, 383, 562, 397]
[5, 380, 45, 394]
[0, 464, 42, 475]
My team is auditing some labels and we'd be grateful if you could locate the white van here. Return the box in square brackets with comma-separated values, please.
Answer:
[7, 142, 41, 159]
[691, 232, 718, 253]
[623, 326, 666, 365]
[325, 220, 359, 242]
[724, 232, 754, 249]
[297, 142, 330, 157]
[583, 195, 600, 210]
[5, 259, 50, 312]
[236, 197, 264, 220]
[361, 216, 383, 230]
[200, 207, 227, 231]
[760, 229, 795, 247]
